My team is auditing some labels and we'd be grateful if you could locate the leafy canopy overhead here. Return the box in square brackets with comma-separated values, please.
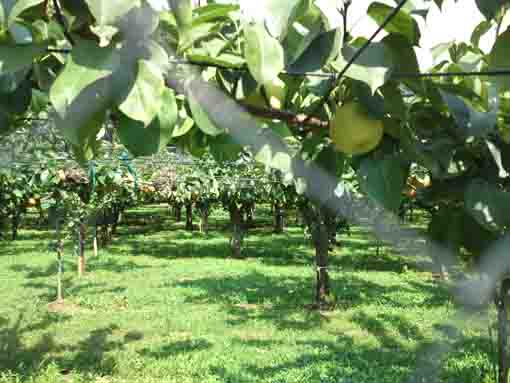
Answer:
[1, 0, 510, 251]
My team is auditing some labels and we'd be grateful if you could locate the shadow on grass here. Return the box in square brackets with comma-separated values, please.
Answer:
[138, 338, 212, 359]
[173, 270, 449, 331]
[0, 313, 144, 379]
[212, 328, 492, 383]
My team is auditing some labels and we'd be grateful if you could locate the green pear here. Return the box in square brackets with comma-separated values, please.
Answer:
[330, 101, 383, 155]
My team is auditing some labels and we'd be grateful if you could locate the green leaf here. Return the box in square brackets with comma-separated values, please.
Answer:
[61, 109, 105, 161]
[368, 2, 421, 45]
[30, 88, 48, 113]
[146, 0, 169, 12]
[178, 21, 220, 51]
[281, 3, 323, 66]
[471, 20, 493, 48]
[192, 3, 239, 25]
[208, 133, 242, 162]
[142, 40, 170, 73]
[475, 0, 506, 20]
[170, 0, 192, 39]
[0, 110, 10, 137]
[118, 59, 164, 126]
[118, 88, 178, 157]
[84, 0, 139, 26]
[50, 39, 120, 119]
[0, 76, 31, 114]
[288, 28, 342, 73]
[440, 90, 496, 137]
[187, 53, 245, 69]
[172, 117, 194, 137]
[382, 33, 419, 74]
[489, 27, 510, 89]
[332, 41, 393, 94]
[465, 179, 510, 231]
[7, 0, 43, 27]
[188, 84, 225, 136]
[263, 0, 306, 40]
[0, 2, 5, 27]
[244, 22, 285, 85]
[358, 155, 408, 212]
[0, 42, 48, 74]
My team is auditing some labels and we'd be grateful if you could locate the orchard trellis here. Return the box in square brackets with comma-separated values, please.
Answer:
[2, 0, 510, 381]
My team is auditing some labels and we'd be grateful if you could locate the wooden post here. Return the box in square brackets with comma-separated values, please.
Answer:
[93, 224, 98, 257]
[77, 223, 86, 277]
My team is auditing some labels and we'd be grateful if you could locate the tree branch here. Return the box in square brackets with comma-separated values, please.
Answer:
[164, 77, 329, 132]
[52, 0, 75, 46]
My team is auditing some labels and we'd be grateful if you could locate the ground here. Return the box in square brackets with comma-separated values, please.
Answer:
[0, 205, 496, 382]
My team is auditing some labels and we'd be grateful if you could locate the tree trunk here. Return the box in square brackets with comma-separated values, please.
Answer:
[497, 278, 510, 383]
[175, 204, 182, 222]
[314, 208, 330, 307]
[185, 202, 193, 231]
[325, 212, 337, 249]
[230, 205, 243, 258]
[11, 212, 20, 241]
[274, 203, 284, 233]
[244, 203, 255, 228]
[199, 206, 209, 235]
[77, 223, 86, 277]
[111, 206, 121, 235]
[302, 203, 331, 308]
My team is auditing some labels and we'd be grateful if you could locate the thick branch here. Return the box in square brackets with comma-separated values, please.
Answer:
[164, 77, 329, 132]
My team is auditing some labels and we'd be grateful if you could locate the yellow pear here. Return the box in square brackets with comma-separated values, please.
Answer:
[263, 78, 287, 110]
[330, 101, 383, 155]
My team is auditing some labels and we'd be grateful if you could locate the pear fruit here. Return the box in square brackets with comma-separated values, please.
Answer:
[330, 101, 383, 155]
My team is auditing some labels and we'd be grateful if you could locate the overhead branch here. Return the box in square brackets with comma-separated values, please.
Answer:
[164, 77, 329, 132]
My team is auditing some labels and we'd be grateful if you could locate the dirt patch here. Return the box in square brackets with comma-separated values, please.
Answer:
[47, 300, 81, 314]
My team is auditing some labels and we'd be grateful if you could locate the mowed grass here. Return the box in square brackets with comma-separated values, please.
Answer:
[0, 205, 495, 383]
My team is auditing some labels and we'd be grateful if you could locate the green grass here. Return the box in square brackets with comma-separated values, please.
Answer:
[0, 205, 496, 382]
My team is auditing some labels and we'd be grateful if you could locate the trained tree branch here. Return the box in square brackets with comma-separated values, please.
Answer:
[164, 77, 329, 132]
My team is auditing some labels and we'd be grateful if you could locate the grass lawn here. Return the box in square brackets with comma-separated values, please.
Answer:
[0, 205, 495, 382]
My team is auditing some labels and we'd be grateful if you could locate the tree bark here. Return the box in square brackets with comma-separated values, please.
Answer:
[497, 278, 510, 383]
[11, 211, 20, 241]
[185, 202, 194, 231]
[325, 212, 337, 249]
[230, 205, 243, 258]
[244, 203, 255, 228]
[274, 203, 284, 233]
[175, 204, 182, 222]
[302, 202, 331, 307]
